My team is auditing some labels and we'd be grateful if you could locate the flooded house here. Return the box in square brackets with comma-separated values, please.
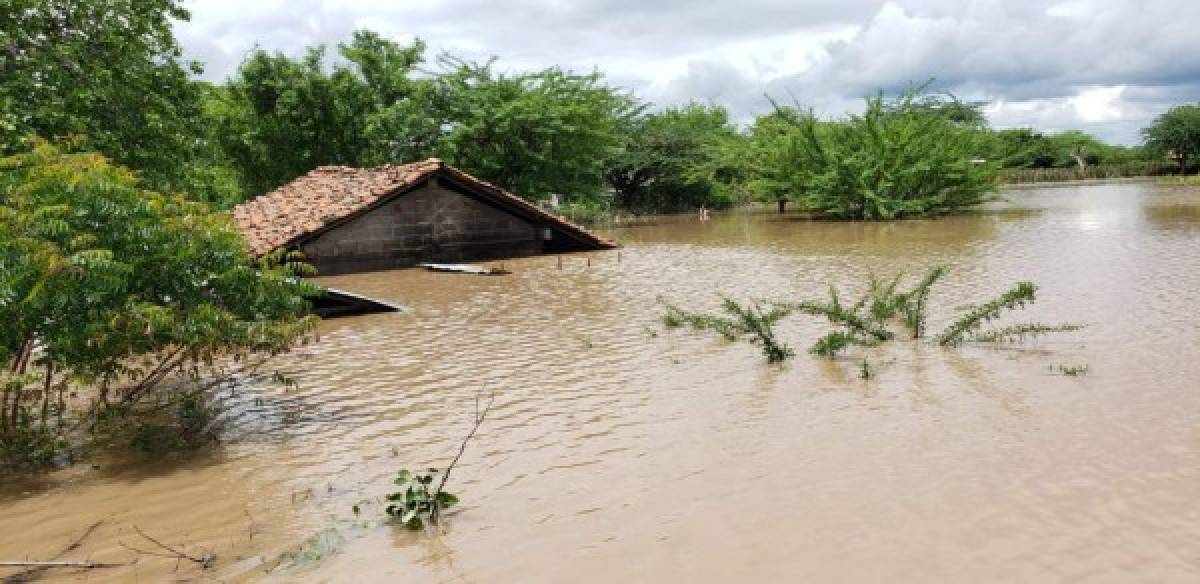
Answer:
[231, 158, 615, 276]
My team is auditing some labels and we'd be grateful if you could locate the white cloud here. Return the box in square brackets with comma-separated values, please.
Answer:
[175, 0, 1200, 144]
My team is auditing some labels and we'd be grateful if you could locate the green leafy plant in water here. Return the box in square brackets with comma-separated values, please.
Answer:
[777, 286, 892, 357]
[385, 468, 460, 529]
[758, 84, 999, 220]
[900, 265, 947, 338]
[381, 393, 493, 529]
[936, 281, 1039, 346]
[972, 323, 1086, 343]
[662, 265, 1082, 365]
[661, 297, 794, 362]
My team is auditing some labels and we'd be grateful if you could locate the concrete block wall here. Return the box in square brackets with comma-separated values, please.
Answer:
[301, 179, 542, 275]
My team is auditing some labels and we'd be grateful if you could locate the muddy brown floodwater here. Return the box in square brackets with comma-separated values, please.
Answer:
[3, 180, 1200, 582]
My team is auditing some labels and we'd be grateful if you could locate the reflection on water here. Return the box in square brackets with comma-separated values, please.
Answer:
[3, 181, 1200, 583]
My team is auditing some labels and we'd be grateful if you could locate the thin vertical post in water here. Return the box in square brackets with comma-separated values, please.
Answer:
[617, 251, 622, 264]
[557, 256, 562, 270]
[587, 257, 591, 268]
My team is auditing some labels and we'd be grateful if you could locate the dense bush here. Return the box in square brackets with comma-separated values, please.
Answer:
[750, 90, 999, 220]
[0, 140, 320, 470]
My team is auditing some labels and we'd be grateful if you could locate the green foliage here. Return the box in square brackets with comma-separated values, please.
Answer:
[385, 468, 460, 529]
[752, 88, 999, 219]
[983, 128, 1154, 171]
[662, 297, 794, 362]
[883, 89, 988, 128]
[213, 39, 636, 204]
[971, 323, 1086, 343]
[900, 265, 946, 338]
[0, 140, 320, 469]
[1142, 103, 1200, 173]
[999, 162, 1168, 184]
[607, 103, 739, 212]
[430, 56, 638, 202]
[1159, 175, 1200, 186]
[936, 282, 1037, 346]
[0, 402, 64, 470]
[0, 1, 222, 196]
[664, 266, 1081, 364]
[211, 31, 431, 197]
[782, 286, 895, 356]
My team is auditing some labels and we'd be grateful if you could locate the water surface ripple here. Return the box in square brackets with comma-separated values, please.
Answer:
[2, 181, 1199, 582]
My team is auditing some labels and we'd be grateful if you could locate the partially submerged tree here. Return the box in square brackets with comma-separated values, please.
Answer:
[755, 88, 999, 220]
[607, 103, 739, 213]
[0, 140, 319, 469]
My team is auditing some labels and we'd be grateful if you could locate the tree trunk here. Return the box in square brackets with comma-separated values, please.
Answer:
[1071, 146, 1087, 169]
[40, 363, 53, 429]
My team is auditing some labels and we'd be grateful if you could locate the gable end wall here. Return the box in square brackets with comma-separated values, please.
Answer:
[300, 179, 542, 275]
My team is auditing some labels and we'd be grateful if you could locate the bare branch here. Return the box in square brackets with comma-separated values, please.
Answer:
[431, 390, 495, 524]
[121, 525, 214, 569]
[1, 519, 114, 582]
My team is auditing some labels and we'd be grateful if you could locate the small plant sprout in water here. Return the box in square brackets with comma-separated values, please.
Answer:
[859, 359, 875, 380]
[381, 392, 494, 530]
[386, 469, 459, 529]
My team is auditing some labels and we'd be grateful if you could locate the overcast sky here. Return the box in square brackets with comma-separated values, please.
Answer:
[176, 0, 1200, 145]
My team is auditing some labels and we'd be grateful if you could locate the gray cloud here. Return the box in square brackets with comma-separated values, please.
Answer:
[176, 0, 1200, 144]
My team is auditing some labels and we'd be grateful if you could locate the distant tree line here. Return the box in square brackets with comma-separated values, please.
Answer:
[3, 1, 1199, 219]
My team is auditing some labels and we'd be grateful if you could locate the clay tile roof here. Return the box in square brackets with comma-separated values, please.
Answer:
[230, 159, 615, 257]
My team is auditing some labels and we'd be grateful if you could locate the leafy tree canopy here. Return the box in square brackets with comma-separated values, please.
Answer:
[0, 1, 214, 194]
[430, 56, 639, 201]
[1142, 103, 1200, 172]
[606, 103, 738, 212]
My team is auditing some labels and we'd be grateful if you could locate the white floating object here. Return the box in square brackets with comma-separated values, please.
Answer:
[417, 263, 511, 276]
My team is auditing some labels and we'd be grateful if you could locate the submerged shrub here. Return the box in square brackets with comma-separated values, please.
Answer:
[971, 323, 1086, 343]
[761, 87, 998, 220]
[900, 265, 947, 338]
[662, 297, 795, 362]
[936, 281, 1086, 346]
[779, 286, 892, 357]
[936, 281, 1036, 346]
[663, 265, 1082, 365]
